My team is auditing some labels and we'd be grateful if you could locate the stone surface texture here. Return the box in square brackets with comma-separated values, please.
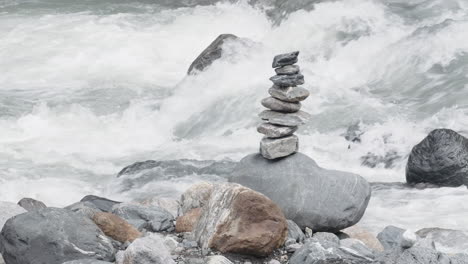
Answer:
[111, 203, 174, 232]
[261, 96, 301, 113]
[257, 123, 298, 138]
[92, 212, 141, 243]
[115, 234, 175, 264]
[259, 110, 311, 127]
[260, 135, 299, 159]
[17, 198, 46, 211]
[188, 34, 238, 74]
[175, 208, 202, 233]
[269, 85, 310, 103]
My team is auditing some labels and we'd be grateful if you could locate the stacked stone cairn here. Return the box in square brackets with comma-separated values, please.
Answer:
[258, 51, 311, 159]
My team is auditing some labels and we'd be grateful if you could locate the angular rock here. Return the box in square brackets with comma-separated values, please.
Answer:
[229, 153, 371, 232]
[260, 135, 298, 159]
[0, 208, 115, 264]
[416, 227, 468, 254]
[188, 34, 238, 75]
[17, 198, 46, 211]
[257, 123, 297, 138]
[313, 232, 340, 245]
[62, 260, 113, 264]
[261, 97, 301, 113]
[259, 110, 311, 127]
[0, 202, 26, 230]
[377, 225, 405, 250]
[206, 255, 233, 264]
[92, 212, 141, 243]
[287, 220, 305, 243]
[340, 238, 375, 260]
[376, 246, 444, 264]
[272, 51, 299, 68]
[193, 183, 288, 257]
[342, 225, 384, 251]
[290, 238, 374, 264]
[270, 74, 304, 87]
[179, 182, 214, 215]
[175, 208, 202, 233]
[134, 197, 179, 218]
[115, 234, 175, 264]
[111, 203, 174, 232]
[269, 85, 310, 103]
[275, 65, 300, 75]
[65, 201, 101, 219]
[81, 195, 120, 213]
[406, 129, 468, 187]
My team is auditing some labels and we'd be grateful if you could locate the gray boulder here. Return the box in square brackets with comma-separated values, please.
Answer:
[17, 198, 46, 211]
[416, 227, 468, 254]
[111, 203, 174, 232]
[81, 195, 120, 213]
[230, 153, 371, 232]
[115, 234, 175, 264]
[260, 135, 298, 159]
[376, 246, 446, 264]
[275, 65, 300, 75]
[313, 232, 340, 245]
[290, 237, 374, 264]
[259, 110, 311, 126]
[269, 85, 310, 103]
[188, 34, 238, 74]
[272, 51, 299, 68]
[406, 129, 468, 187]
[377, 225, 405, 250]
[261, 97, 301, 113]
[0, 208, 115, 264]
[257, 123, 297, 138]
[270, 74, 305, 87]
[65, 201, 102, 219]
[62, 260, 113, 264]
[287, 220, 305, 243]
[0, 202, 26, 230]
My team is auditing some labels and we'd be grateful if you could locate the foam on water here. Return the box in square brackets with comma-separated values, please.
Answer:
[1, 0, 468, 235]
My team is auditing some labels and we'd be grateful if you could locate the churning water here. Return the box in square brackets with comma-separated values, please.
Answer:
[1, 0, 468, 235]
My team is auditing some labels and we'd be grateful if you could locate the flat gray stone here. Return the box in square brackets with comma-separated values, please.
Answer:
[257, 123, 297, 138]
[275, 65, 300, 75]
[111, 203, 174, 232]
[17, 198, 46, 212]
[269, 85, 310, 103]
[272, 51, 299, 68]
[261, 97, 301, 113]
[229, 153, 371, 232]
[259, 110, 311, 127]
[260, 135, 298, 159]
[270, 74, 304, 87]
[115, 234, 175, 264]
[377, 225, 405, 250]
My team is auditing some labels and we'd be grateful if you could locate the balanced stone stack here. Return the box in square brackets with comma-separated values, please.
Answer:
[258, 51, 311, 159]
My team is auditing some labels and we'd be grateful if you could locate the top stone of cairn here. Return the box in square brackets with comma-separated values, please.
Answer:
[272, 51, 299, 68]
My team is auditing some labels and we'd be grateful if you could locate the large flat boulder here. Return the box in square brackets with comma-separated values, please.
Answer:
[230, 153, 371, 232]
[0, 208, 115, 264]
[406, 129, 468, 187]
[193, 183, 288, 257]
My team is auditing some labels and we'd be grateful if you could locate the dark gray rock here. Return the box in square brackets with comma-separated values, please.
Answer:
[260, 135, 298, 159]
[261, 97, 301, 113]
[275, 65, 300, 75]
[406, 129, 468, 187]
[81, 195, 120, 213]
[259, 110, 311, 127]
[111, 203, 174, 232]
[0, 208, 115, 264]
[188, 34, 238, 75]
[65, 201, 102, 219]
[62, 260, 113, 264]
[116, 159, 237, 193]
[257, 123, 297, 138]
[287, 220, 305, 243]
[361, 151, 401, 169]
[270, 74, 304, 87]
[272, 51, 299, 68]
[290, 238, 374, 264]
[17, 198, 46, 211]
[269, 85, 309, 103]
[377, 225, 405, 250]
[229, 153, 371, 232]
